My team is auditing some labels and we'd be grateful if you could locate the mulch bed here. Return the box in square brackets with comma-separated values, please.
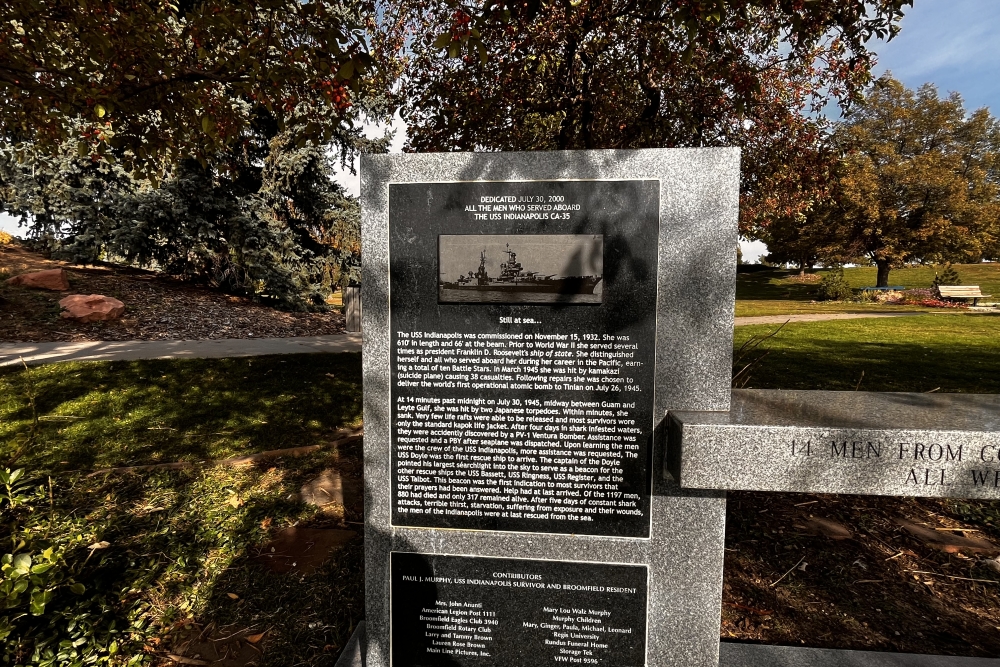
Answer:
[723, 491, 1000, 656]
[0, 244, 345, 342]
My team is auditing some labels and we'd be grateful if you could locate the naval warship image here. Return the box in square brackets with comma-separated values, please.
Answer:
[438, 234, 603, 304]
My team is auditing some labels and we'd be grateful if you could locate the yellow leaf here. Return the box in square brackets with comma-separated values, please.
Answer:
[95, 104, 106, 118]
[227, 495, 242, 508]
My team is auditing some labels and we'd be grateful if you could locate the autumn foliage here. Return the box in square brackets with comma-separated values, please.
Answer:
[399, 0, 910, 238]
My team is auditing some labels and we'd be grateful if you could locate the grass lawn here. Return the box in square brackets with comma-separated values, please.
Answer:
[1, 354, 362, 472]
[1, 354, 363, 666]
[735, 262, 1000, 317]
[734, 313, 1000, 392]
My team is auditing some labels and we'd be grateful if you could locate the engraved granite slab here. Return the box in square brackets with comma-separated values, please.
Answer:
[669, 389, 1000, 498]
[362, 149, 740, 667]
[390, 552, 648, 666]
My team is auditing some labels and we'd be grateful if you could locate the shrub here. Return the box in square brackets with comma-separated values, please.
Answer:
[816, 268, 853, 301]
[0, 230, 13, 245]
[852, 289, 877, 303]
[933, 263, 961, 286]
[0, 468, 126, 667]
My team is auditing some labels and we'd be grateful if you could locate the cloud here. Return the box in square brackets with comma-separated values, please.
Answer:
[871, 0, 1000, 112]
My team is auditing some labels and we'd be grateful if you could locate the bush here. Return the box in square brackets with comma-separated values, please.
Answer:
[816, 268, 853, 301]
[1, 468, 126, 667]
[933, 263, 961, 286]
[0, 230, 13, 245]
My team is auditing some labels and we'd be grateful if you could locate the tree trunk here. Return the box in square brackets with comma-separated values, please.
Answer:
[875, 259, 891, 287]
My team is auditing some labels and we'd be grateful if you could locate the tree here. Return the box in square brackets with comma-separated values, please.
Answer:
[0, 0, 391, 178]
[399, 0, 910, 237]
[0, 125, 363, 309]
[823, 76, 1000, 286]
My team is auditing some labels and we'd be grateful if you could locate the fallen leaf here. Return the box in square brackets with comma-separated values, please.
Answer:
[166, 655, 209, 666]
[88, 541, 110, 551]
[246, 631, 266, 644]
[227, 592, 239, 600]
[228, 495, 243, 508]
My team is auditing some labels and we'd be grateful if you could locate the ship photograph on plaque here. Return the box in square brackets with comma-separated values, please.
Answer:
[438, 234, 604, 305]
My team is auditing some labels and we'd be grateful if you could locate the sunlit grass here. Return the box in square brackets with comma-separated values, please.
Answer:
[734, 314, 1000, 392]
[1, 353, 362, 472]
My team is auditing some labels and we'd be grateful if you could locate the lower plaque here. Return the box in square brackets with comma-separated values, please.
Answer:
[390, 553, 648, 667]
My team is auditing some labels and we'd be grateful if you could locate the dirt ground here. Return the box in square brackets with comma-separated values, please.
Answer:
[723, 491, 1000, 656]
[0, 244, 345, 342]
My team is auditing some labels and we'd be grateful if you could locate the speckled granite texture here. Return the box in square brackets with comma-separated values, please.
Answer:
[334, 622, 366, 667]
[361, 149, 740, 667]
[719, 642, 1000, 666]
[335, 628, 1000, 667]
[670, 390, 1000, 498]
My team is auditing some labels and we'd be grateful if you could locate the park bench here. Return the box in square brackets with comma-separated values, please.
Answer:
[936, 284, 992, 305]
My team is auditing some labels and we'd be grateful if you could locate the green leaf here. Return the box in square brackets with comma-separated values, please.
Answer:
[30, 563, 53, 575]
[12, 554, 31, 574]
[432, 32, 452, 49]
[337, 59, 355, 80]
[70, 582, 86, 595]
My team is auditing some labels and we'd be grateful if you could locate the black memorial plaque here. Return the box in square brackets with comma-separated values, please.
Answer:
[389, 180, 659, 538]
[390, 552, 648, 667]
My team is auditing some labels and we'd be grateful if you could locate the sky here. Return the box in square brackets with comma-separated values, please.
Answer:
[741, 0, 1000, 262]
[5, 0, 998, 252]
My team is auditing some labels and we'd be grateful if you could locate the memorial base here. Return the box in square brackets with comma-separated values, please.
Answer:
[336, 626, 1000, 667]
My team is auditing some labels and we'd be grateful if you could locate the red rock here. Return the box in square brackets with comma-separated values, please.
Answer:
[896, 518, 999, 555]
[58, 294, 125, 322]
[797, 517, 853, 540]
[5, 268, 70, 290]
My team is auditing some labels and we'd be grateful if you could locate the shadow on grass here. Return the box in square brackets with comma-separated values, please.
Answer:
[192, 541, 365, 667]
[736, 270, 821, 302]
[12, 440, 365, 666]
[0, 353, 363, 472]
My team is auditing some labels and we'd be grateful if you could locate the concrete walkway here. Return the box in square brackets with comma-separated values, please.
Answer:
[734, 311, 930, 326]
[0, 333, 362, 367]
[0, 311, 954, 366]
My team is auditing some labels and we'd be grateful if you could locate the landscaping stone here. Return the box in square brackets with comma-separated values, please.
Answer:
[797, 516, 853, 540]
[5, 268, 70, 290]
[301, 469, 345, 515]
[256, 527, 356, 575]
[58, 294, 125, 322]
[895, 518, 999, 555]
